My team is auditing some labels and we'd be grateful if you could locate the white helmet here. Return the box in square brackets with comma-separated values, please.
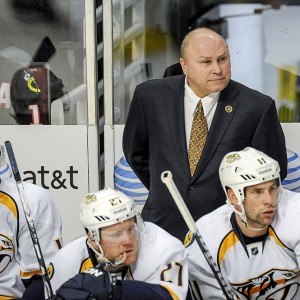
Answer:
[80, 187, 137, 243]
[219, 147, 281, 225]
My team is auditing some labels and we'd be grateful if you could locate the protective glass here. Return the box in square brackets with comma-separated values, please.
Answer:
[100, 223, 139, 246]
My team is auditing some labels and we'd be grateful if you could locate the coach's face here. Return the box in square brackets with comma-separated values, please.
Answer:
[180, 31, 231, 98]
[100, 218, 138, 266]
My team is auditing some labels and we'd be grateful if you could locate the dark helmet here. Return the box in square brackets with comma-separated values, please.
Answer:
[10, 65, 65, 124]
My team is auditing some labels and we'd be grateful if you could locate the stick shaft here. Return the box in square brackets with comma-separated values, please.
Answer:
[4, 141, 53, 300]
[161, 171, 234, 300]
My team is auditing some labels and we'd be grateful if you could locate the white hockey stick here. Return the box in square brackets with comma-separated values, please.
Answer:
[161, 170, 234, 300]
[5, 141, 54, 300]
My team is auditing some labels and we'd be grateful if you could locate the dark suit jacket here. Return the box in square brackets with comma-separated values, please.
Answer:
[123, 75, 287, 242]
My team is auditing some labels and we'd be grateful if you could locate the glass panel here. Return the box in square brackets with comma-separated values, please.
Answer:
[0, 0, 87, 125]
[112, 1, 300, 124]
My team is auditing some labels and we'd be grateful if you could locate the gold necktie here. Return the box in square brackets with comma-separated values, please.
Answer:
[188, 100, 208, 176]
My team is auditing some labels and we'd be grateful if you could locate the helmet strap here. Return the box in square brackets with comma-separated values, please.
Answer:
[87, 240, 127, 267]
[245, 224, 268, 231]
[227, 199, 269, 232]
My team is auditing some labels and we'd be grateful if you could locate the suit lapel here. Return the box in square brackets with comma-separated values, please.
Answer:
[163, 76, 190, 177]
[191, 80, 241, 181]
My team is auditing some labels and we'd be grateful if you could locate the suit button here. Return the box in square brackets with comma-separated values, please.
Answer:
[188, 185, 194, 190]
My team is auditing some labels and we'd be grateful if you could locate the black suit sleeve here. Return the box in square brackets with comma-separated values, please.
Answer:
[251, 99, 287, 180]
[120, 280, 173, 300]
[123, 86, 150, 189]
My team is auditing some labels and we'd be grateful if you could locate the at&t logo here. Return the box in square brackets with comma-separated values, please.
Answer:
[22, 165, 79, 189]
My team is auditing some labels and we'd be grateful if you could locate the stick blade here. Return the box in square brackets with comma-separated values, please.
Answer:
[30, 36, 56, 65]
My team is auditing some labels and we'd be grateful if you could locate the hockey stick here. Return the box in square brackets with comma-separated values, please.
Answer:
[4, 141, 54, 300]
[161, 171, 234, 300]
[30, 36, 56, 66]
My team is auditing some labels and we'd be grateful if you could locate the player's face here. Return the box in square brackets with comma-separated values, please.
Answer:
[180, 33, 231, 98]
[242, 180, 279, 230]
[100, 218, 138, 266]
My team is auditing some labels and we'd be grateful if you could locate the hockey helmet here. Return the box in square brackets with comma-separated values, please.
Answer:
[10, 65, 65, 124]
[219, 147, 281, 204]
[80, 187, 137, 243]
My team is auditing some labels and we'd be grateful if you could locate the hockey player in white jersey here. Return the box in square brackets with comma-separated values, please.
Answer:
[0, 145, 62, 299]
[186, 147, 300, 300]
[49, 187, 188, 300]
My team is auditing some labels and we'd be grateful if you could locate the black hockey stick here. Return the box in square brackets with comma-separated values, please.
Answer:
[161, 171, 235, 300]
[5, 141, 54, 300]
[30, 36, 56, 66]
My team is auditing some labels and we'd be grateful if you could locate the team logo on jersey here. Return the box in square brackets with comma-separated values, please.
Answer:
[232, 268, 300, 299]
[47, 262, 54, 279]
[0, 233, 14, 273]
[184, 231, 195, 247]
[251, 247, 258, 255]
[84, 194, 97, 205]
[226, 154, 241, 164]
[109, 197, 122, 206]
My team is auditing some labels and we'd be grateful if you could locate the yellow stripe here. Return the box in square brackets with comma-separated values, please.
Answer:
[268, 227, 285, 248]
[278, 68, 285, 101]
[218, 231, 239, 265]
[80, 258, 93, 272]
[288, 66, 297, 102]
[0, 193, 18, 219]
[20, 269, 41, 279]
[218, 228, 285, 266]
[161, 285, 180, 300]
[0, 296, 14, 300]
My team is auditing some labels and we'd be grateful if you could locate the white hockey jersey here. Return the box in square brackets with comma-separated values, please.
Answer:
[49, 221, 188, 300]
[0, 178, 62, 299]
[186, 188, 300, 300]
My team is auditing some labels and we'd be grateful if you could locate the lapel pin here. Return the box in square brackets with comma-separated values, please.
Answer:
[225, 105, 233, 113]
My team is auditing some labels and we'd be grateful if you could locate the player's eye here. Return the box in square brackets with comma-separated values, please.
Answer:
[200, 60, 210, 64]
[270, 185, 279, 192]
[111, 231, 123, 239]
[128, 226, 136, 235]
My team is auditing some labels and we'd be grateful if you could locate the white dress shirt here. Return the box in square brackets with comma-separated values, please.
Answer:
[184, 78, 219, 149]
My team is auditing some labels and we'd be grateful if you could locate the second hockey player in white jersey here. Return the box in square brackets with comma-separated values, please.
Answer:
[186, 147, 300, 300]
[49, 187, 188, 300]
[0, 145, 63, 299]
